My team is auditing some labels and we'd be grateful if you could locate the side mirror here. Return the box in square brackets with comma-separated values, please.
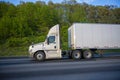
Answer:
[47, 37, 49, 45]
[31, 42, 34, 45]
[31, 42, 34, 48]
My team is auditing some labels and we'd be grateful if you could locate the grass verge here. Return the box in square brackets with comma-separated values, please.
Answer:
[0, 46, 28, 57]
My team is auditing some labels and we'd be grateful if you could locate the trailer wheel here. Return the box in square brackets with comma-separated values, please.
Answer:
[72, 50, 81, 60]
[35, 51, 45, 61]
[83, 50, 93, 59]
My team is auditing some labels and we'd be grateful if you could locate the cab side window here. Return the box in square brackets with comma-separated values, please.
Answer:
[48, 36, 55, 43]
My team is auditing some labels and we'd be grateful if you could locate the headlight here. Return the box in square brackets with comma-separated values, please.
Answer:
[29, 49, 32, 53]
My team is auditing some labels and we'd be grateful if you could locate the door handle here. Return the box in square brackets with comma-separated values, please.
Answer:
[54, 46, 56, 49]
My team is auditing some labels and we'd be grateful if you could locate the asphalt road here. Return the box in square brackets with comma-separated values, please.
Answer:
[0, 53, 120, 80]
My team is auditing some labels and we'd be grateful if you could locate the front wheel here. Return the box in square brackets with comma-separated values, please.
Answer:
[83, 50, 93, 59]
[72, 50, 81, 60]
[34, 51, 45, 61]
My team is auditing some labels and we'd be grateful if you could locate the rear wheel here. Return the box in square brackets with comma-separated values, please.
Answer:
[72, 50, 81, 60]
[35, 51, 45, 61]
[83, 50, 93, 59]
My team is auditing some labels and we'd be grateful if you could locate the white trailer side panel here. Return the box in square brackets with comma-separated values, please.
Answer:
[68, 23, 120, 49]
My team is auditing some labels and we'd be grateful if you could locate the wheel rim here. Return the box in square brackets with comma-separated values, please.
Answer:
[84, 51, 92, 58]
[73, 50, 81, 59]
[74, 53, 80, 58]
[36, 53, 43, 60]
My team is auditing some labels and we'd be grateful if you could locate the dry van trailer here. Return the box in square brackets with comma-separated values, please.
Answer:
[68, 23, 120, 59]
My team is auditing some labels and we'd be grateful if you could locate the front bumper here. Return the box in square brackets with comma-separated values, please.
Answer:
[28, 48, 34, 58]
[29, 52, 34, 58]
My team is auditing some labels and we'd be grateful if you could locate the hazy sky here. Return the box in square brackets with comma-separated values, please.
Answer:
[2, 0, 120, 7]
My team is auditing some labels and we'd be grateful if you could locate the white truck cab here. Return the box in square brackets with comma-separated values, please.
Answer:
[29, 24, 62, 61]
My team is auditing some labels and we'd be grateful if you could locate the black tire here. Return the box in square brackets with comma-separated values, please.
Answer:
[83, 50, 93, 59]
[72, 50, 81, 60]
[35, 51, 45, 61]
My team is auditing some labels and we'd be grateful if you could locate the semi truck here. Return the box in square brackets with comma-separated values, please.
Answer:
[29, 23, 120, 61]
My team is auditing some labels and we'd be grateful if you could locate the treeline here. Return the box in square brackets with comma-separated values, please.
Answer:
[0, 0, 120, 48]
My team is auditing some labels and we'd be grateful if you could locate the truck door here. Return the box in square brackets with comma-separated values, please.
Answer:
[47, 35, 56, 49]
[44, 35, 61, 59]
